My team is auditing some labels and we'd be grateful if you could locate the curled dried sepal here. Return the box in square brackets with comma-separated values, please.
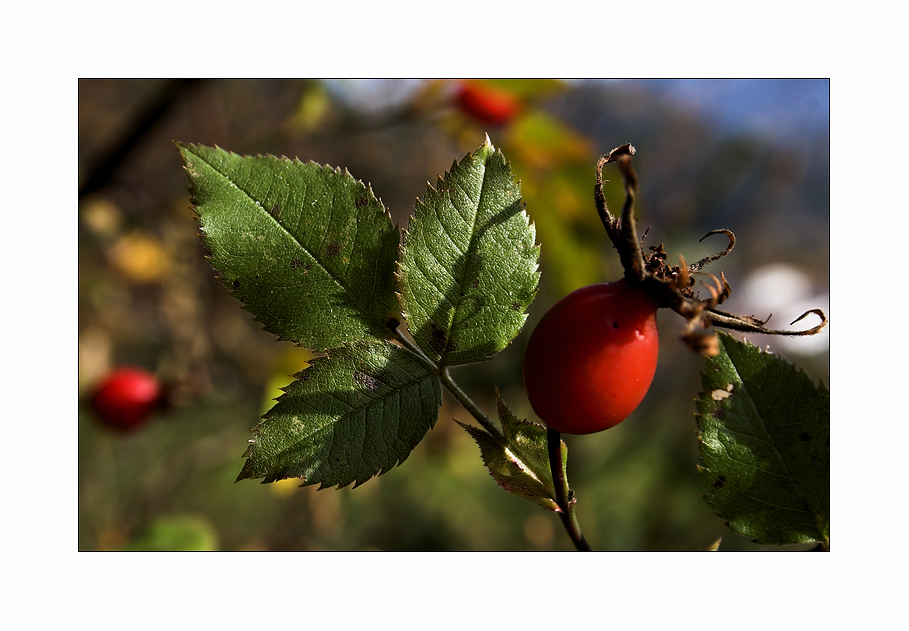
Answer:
[595, 145, 828, 355]
[707, 307, 828, 336]
[689, 229, 735, 272]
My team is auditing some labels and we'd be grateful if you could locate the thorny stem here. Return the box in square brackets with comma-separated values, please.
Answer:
[547, 428, 592, 551]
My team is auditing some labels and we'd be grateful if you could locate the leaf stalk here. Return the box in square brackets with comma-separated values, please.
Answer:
[394, 326, 503, 438]
[438, 368, 502, 438]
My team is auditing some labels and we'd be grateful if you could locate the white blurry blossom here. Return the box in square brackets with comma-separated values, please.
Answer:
[731, 263, 829, 356]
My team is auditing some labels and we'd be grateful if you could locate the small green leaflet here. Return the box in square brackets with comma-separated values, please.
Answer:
[457, 391, 565, 512]
[398, 136, 540, 367]
[237, 341, 442, 489]
[178, 143, 401, 351]
[696, 333, 830, 546]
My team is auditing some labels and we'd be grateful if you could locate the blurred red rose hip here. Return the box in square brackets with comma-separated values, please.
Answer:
[90, 367, 165, 430]
[455, 81, 520, 126]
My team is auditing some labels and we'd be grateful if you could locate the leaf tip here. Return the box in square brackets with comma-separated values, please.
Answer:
[235, 460, 255, 483]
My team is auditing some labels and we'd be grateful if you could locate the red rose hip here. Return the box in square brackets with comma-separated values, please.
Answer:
[522, 278, 659, 435]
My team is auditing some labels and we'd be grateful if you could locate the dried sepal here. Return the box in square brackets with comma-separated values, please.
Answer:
[681, 329, 720, 356]
[594, 145, 828, 355]
[689, 229, 735, 272]
[675, 255, 691, 292]
[705, 307, 827, 336]
[595, 144, 645, 280]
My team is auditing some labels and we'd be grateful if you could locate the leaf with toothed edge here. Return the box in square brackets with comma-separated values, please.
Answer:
[237, 340, 442, 489]
[456, 390, 564, 511]
[177, 143, 401, 351]
[397, 135, 540, 367]
[696, 332, 829, 546]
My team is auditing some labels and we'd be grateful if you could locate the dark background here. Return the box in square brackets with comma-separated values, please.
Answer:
[78, 79, 829, 551]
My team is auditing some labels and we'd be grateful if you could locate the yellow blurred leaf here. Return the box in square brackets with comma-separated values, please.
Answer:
[287, 82, 332, 133]
[483, 78, 568, 101]
[505, 111, 594, 171]
[270, 477, 303, 497]
[261, 346, 322, 414]
[109, 231, 172, 283]
[81, 197, 123, 237]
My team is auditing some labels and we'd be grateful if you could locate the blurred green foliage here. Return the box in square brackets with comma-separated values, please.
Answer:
[79, 79, 828, 551]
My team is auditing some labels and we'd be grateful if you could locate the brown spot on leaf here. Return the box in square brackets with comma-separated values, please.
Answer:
[355, 196, 369, 208]
[714, 475, 726, 489]
[354, 371, 381, 392]
[429, 323, 449, 355]
[800, 432, 814, 442]
[269, 203, 281, 218]
[290, 258, 304, 269]
[326, 242, 341, 258]
[232, 278, 241, 290]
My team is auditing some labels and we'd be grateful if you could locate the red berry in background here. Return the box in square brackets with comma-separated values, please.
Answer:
[522, 278, 660, 435]
[90, 367, 165, 430]
[455, 81, 520, 126]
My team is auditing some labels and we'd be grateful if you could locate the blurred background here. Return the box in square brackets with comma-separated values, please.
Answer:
[78, 78, 829, 551]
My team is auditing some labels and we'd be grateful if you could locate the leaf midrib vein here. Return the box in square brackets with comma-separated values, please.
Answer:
[195, 149, 384, 334]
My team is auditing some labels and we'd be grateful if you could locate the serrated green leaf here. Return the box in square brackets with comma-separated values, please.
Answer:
[696, 332, 829, 546]
[398, 137, 539, 366]
[237, 340, 441, 489]
[456, 391, 564, 511]
[178, 143, 401, 351]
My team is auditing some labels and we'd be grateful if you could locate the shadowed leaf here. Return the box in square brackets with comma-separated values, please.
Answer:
[696, 333, 829, 546]
[457, 391, 564, 511]
[238, 341, 442, 489]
